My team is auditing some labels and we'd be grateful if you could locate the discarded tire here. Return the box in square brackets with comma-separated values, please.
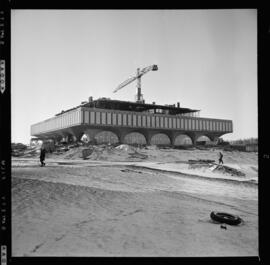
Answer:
[210, 211, 242, 225]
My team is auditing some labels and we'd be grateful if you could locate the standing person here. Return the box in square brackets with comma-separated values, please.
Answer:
[218, 152, 223, 165]
[40, 147, 46, 167]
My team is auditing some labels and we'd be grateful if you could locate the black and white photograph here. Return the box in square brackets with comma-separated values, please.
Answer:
[5, 8, 260, 259]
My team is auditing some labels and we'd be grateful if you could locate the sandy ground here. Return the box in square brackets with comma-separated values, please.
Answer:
[11, 148, 258, 257]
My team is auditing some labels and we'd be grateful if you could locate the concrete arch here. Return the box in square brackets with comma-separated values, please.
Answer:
[75, 133, 84, 142]
[195, 133, 224, 144]
[57, 132, 73, 143]
[94, 130, 120, 144]
[207, 133, 226, 142]
[150, 132, 172, 145]
[174, 134, 193, 146]
[123, 131, 147, 145]
[65, 128, 84, 142]
[84, 129, 101, 144]
[196, 135, 211, 144]
[71, 131, 84, 142]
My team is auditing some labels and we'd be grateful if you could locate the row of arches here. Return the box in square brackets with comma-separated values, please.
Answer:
[79, 131, 212, 146]
[40, 125, 223, 146]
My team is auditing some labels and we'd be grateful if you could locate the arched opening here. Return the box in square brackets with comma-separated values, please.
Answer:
[76, 134, 83, 142]
[81, 133, 89, 143]
[94, 131, 119, 144]
[60, 134, 72, 144]
[174, 134, 193, 146]
[196, 135, 211, 145]
[70, 132, 84, 142]
[151, 133, 171, 145]
[124, 132, 147, 145]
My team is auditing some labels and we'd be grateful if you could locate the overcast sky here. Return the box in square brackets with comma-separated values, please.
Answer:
[11, 9, 257, 144]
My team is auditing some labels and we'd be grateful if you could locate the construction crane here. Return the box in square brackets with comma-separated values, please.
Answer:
[113, 64, 158, 103]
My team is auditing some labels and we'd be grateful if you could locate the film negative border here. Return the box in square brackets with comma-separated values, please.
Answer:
[0, 1, 11, 265]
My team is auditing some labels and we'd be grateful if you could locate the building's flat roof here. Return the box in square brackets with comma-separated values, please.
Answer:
[56, 98, 199, 116]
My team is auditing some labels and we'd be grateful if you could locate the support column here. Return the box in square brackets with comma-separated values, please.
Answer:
[171, 132, 179, 146]
[146, 136, 151, 145]
[119, 134, 125, 144]
[145, 131, 155, 146]
[212, 135, 220, 143]
[187, 132, 197, 145]
[118, 130, 128, 144]
[167, 131, 176, 146]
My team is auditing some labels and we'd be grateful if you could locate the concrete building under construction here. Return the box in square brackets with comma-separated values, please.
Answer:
[30, 65, 233, 146]
[31, 97, 233, 146]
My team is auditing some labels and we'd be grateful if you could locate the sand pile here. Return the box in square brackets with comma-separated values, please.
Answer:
[212, 165, 246, 177]
[13, 141, 258, 165]
[188, 159, 246, 177]
[58, 146, 86, 159]
[59, 144, 149, 161]
[115, 144, 134, 152]
[58, 144, 123, 161]
[12, 165, 258, 257]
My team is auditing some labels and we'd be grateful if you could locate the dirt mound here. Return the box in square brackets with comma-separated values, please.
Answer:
[12, 177, 128, 213]
[58, 146, 86, 159]
[53, 144, 149, 161]
[12, 143, 40, 157]
[12, 143, 28, 156]
[115, 144, 135, 152]
[188, 159, 215, 164]
[188, 159, 246, 177]
[213, 165, 245, 177]
[12, 173, 258, 257]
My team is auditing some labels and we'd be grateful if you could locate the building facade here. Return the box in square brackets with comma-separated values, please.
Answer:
[31, 102, 233, 145]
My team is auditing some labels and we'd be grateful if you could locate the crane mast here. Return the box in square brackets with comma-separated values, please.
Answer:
[113, 64, 158, 103]
[136, 68, 142, 102]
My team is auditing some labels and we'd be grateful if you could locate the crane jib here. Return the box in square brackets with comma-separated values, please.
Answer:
[114, 64, 158, 95]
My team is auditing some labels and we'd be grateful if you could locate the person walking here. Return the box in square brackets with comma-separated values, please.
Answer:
[218, 152, 223, 165]
[40, 147, 46, 167]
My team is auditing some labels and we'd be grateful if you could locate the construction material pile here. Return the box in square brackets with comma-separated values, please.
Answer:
[188, 159, 215, 164]
[213, 164, 246, 177]
[53, 143, 115, 160]
[128, 150, 148, 160]
[79, 144, 148, 161]
[12, 143, 40, 157]
[188, 159, 246, 177]
[82, 148, 93, 159]
[114, 144, 148, 160]
[12, 143, 28, 157]
[115, 144, 134, 152]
